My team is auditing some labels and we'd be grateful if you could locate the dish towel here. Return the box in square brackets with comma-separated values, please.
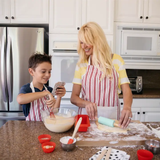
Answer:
[89, 146, 130, 160]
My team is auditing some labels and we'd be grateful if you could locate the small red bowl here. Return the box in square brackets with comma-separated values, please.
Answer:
[38, 134, 51, 144]
[41, 142, 56, 153]
[75, 115, 90, 132]
[137, 149, 153, 160]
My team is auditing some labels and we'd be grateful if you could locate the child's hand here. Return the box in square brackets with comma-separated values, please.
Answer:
[55, 86, 66, 98]
[46, 92, 56, 108]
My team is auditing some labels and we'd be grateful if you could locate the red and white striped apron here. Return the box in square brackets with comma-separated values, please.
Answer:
[26, 82, 50, 121]
[79, 59, 120, 120]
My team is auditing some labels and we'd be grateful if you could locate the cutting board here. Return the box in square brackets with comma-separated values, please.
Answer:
[76, 140, 145, 146]
[76, 120, 157, 147]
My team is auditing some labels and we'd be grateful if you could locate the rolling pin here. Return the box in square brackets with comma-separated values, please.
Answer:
[98, 116, 120, 128]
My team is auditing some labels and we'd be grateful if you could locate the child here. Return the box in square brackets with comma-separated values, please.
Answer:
[17, 53, 66, 121]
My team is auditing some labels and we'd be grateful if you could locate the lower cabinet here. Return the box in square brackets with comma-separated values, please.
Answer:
[120, 98, 160, 122]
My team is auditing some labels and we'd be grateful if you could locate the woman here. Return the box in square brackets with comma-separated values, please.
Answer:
[70, 22, 132, 128]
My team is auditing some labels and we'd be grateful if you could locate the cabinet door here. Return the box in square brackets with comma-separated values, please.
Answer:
[10, 0, 48, 24]
[114, 0, 143, 23]
[132, 108, 141, 121]
[143, 0, 160, 24]
[49, 0, 81, 33]
[0, 0, 10, 23]
[82, 0, 114, 34]
[141, 108, 160, 122]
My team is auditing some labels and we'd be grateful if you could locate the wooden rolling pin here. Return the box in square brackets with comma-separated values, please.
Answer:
[98, 116, 120, 128]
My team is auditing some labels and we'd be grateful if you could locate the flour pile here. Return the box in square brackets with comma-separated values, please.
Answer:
[76, 121, 156, 142]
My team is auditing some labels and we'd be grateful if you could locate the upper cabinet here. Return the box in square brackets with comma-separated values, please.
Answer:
[81, 0, 114, 34]
[49, 0, 81, 34]
[0, 0, 49, 24]
[49, 0, 114, 34]
[115, 0, 160, 24]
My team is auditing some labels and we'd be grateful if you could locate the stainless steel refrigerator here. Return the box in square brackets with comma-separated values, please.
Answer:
[0, 27, 48, 127]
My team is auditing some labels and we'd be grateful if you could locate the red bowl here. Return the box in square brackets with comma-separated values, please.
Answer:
[41, 142, 56, 153]
[75, 115, 90, 132]
[137, 149, 153, 160]
[38, 134, 51, 144]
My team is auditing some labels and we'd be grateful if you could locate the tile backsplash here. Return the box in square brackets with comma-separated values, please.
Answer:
[126, 69, 160, 89]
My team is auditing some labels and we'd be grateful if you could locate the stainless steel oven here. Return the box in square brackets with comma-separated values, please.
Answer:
[129, 76, 143, 93]
[50, 41, 79, 99]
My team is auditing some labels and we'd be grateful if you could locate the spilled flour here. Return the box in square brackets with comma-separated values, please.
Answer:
[76, 121, 157, 142]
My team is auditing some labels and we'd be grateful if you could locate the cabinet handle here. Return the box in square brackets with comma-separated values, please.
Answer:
[5, 16, 8, 19]
[120, 102, 123, 105]
[146, 16, 148, 19]
[11, 16, 14, 19]
[143, 112, 145, 114]
[77, 27, 80, 30]
[140, 16, 143, 19]
[137, 112, 140, 114]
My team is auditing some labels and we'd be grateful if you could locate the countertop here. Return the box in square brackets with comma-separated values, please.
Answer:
[0, 121, 160, 160]
[119, 88, 160, 98]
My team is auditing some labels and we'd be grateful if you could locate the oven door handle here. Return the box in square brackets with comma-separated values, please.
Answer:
[52, 53, 79, 57]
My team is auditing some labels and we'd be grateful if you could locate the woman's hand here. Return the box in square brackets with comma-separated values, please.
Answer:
[55, 86, 66, 98]
[85, 102, 97, 120]
[45, 92, 56, 108]
[119, 108, 132, 128]
[120, 83, 133, 128]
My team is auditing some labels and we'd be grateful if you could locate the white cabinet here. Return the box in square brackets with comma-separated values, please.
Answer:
[115, 0, 160, 24]
[120, 98, 160, 122]
[49, 0, 114, 34]
[0, 0, 49, 24]
[81, 0, 114, 34]
[49, 0, 81, 34]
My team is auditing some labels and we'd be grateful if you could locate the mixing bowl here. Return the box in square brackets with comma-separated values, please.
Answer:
[41, 108, 77, 133]
[60, 136, 76, 151]
[145, 139, 160, 154]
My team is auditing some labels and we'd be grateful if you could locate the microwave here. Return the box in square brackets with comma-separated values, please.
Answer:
[116, 26, 160, 56]
[116, 26, 160, 69]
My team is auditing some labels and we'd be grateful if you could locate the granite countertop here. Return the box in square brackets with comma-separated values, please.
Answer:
[119, 88, 160, 98]
[0, 121, 160, 160]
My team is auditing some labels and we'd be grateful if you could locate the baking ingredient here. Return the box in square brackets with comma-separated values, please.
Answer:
[60, 136, 76, 144]
[76, 121, 156, 142]
[44, 114, 74, 133]
[109, 141, 118, 144]
[41, 138, 49, 140]
[43, 145, 54, 149]
[148, 124, 160, 138]
[61, 137, 69, 144]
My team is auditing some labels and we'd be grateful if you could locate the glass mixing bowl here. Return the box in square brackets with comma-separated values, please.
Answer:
[41, 108, 77, 133]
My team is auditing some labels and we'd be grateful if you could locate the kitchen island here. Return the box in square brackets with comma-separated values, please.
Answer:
[0, 121, 160, 160]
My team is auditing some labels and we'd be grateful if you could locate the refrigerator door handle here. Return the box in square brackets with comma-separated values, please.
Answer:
[6, 36, 13, 102]
[0, 36, 7, 102]
[0, 116, 26, 120]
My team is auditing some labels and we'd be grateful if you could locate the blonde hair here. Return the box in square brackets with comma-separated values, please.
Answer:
[77, 22, 113, 79]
